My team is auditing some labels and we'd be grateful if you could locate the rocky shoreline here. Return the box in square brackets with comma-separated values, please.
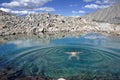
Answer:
[0, 11, 120, 37]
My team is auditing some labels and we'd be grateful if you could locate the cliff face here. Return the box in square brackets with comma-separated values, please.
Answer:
[84, 3, 120, 24]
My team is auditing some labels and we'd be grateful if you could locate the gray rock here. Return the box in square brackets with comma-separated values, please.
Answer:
[0, 10, 120, 37]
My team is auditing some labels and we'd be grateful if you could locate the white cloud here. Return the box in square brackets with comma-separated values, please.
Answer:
[85, 4, 99, 9]
[84, 4, 110, 9]
[2, 1, 20, 7]
[0, 8, 11, 12]
[0, 0, 55, 15]
[95, 0, 102, 4]
[1, 0, 52, 8]
[69, 4, 78, 7]
[83, 0, 115, 10]
[0, 7, 55, 15]
[0, 7, 36, 14]
[34, 7, 55, 12]
[95, 0, 115, 4]
[83, 0, 119, 4]
[72, 11, 77, 14]
[72, 10, 86, 14]
[11, 10, 36, 14]
[83, 0, 94, 2]
[78, 10, 86, 13]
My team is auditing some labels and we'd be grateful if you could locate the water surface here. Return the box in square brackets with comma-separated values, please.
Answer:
[0, 33, 120, 79]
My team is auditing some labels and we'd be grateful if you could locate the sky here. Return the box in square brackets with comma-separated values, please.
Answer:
[0, 0, 119, 16]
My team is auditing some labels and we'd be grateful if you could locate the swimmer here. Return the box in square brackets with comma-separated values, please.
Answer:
[65, 51, 82, 60]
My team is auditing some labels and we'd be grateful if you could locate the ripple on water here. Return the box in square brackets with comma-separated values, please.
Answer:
[0, 45, 120, 78]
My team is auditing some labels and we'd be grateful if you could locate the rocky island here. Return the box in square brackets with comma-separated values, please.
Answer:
[0, 3, 120, 37]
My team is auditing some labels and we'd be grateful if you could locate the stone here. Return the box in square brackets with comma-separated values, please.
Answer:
[0, 9, 120, 37]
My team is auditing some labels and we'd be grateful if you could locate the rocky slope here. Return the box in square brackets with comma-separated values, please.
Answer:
[23, 13, 98, 33]
[84, 3, 120, 24]
[0, 10, 26, 35]
[0, 10, 120, 36]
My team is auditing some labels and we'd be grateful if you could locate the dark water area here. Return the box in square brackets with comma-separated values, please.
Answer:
[0, 32, 120, 80]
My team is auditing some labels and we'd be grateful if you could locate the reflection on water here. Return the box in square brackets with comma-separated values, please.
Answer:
[0, 32, 82, 44]
[0, 32, 120, 79]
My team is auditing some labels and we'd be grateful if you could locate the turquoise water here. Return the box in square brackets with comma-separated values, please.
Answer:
[0, 33, 120, 79]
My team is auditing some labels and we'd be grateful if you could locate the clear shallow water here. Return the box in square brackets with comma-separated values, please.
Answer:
[0, 33, 120, 79]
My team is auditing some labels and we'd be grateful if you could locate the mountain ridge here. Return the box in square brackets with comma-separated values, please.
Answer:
[84, 3, 120, 24]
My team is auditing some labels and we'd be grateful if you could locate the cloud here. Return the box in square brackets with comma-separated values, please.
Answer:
[84, 4, 110, 9]
[34, 7, 55, 12]
[69, 4, 78, 7]
[1, 0, 52, 9]
[2, 1, 20, 8]
[0, 7, 36, 14]
[72, 10, 86, 14]
[83, 0, 119, 4]
[11, 10, 36, 14]
[0, 8, 11, 12]
[83, 0, 117, 10]
[95, 0, 117, 4]
[0, 0, 55, 15]
[95, 0, 102, 4]
[83, 0, 94, 2]
[0, 7, 55, 15]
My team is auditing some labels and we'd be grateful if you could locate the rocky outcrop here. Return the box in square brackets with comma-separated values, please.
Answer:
[0, 10, 120, 36]
[83, 3, 120, 24]
[23, 13, 92, 32]
[0, 10, 26, 35]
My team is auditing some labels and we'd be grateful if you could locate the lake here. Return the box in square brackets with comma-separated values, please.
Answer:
[0, 32, 120, 80]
